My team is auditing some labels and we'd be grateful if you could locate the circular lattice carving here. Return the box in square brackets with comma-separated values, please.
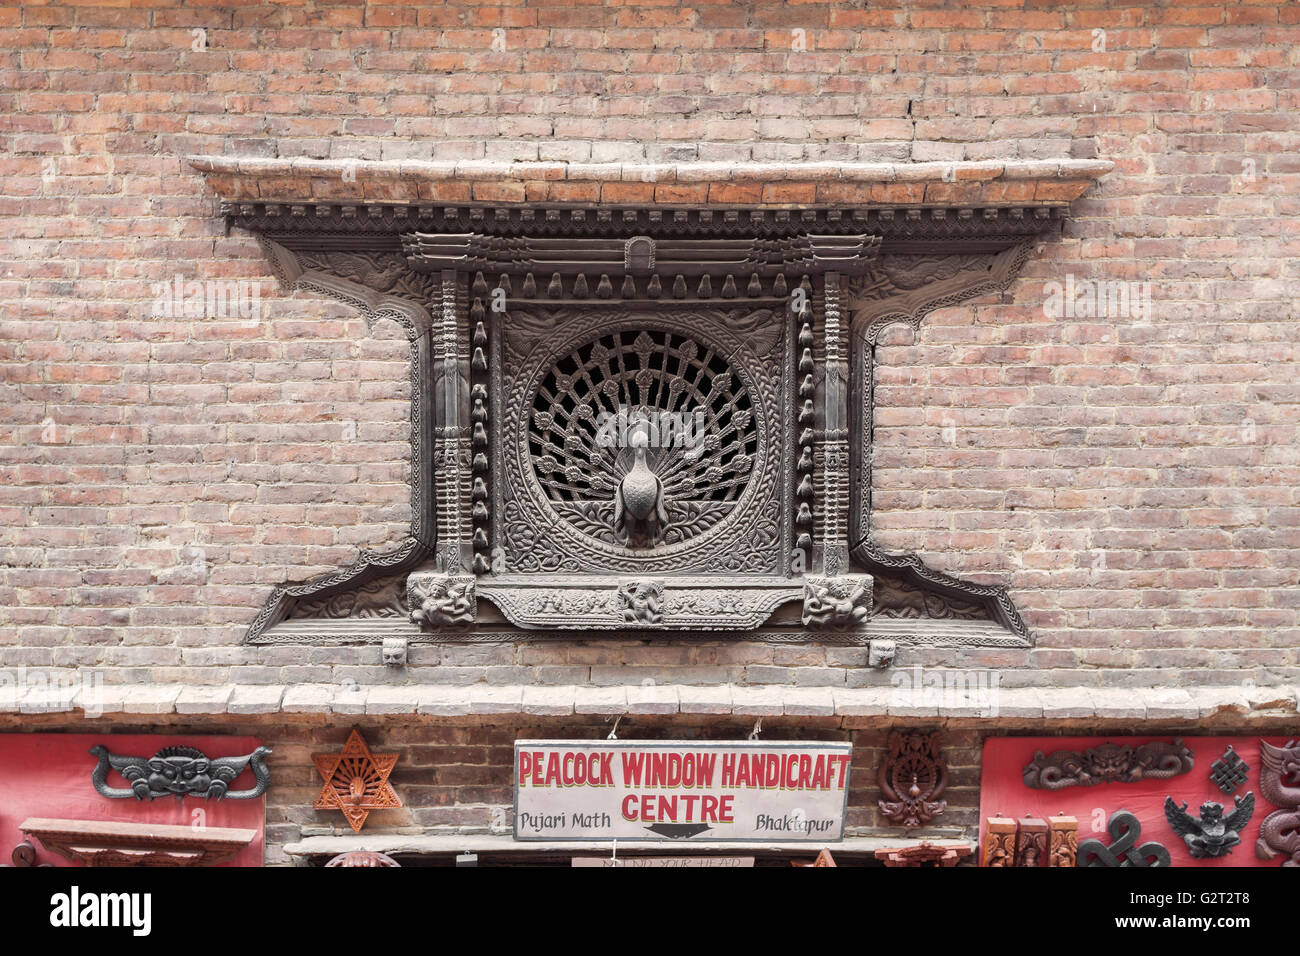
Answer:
[527, 329, 760, 548]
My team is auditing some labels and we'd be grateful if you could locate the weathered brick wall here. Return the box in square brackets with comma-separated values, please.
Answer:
[2, 1, 1297, 689]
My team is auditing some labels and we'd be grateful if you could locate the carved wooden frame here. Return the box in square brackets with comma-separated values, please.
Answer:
[225, 201, 1066, 647]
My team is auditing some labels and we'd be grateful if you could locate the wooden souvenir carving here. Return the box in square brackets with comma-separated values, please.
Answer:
[982, 816, 1017, 867]
[1014, 815, 1047, 868]
[89, 743, 272, 801]
[1209, 745, 1249, 795]
[1165, 792, 1254, 859]
[0, 840, 51, 867]
[324, 850, 401, 867]
[1077, 810, 1170, 868]
[312, 727, 402, 833]
[791, 849, 837, 867]
[21, 817, 255, 867]
[875, 842, 971, 868]
[877, 730, 948, 827]
[1048, 815, 1078, 867]
[1256, 739, 1300, 866]
[1023, 739, 1195, 790]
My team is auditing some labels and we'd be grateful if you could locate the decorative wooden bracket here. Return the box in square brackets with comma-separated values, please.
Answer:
[20, 818, 256, 867]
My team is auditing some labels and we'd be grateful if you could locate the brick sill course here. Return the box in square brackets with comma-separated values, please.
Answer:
[189, 156, 1112, 206]
[5, 682, 1294, 724]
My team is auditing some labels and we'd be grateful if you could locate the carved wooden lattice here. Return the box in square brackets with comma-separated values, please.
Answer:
[528, 328, 758, 549]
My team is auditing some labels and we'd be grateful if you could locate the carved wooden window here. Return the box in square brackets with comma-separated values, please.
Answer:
[228, 201, 1068, 649]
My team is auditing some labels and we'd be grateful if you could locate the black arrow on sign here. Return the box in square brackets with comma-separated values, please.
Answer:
[645, 823, 712, 839]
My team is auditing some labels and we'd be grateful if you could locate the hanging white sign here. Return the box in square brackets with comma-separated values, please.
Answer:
[514, 739, 852, 842]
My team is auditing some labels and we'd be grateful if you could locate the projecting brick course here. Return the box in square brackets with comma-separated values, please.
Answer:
[0, 0, 1297, 701]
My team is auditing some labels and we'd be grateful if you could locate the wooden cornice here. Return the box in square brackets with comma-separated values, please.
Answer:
[190, 156, 1111, 208]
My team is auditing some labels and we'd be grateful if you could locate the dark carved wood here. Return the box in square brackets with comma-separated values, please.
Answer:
[1209, 744, 1249, 795]
[1256, 739, 1300, 866]
[224, 201, 1066, 647]
[1165, 793, 1254, 859]
[223, 201, 1061, 252]
[877, 730, 948, 827]
[1, 840, 52, 867]
[402, 233, 881, 277]
[1077, 811, 1170, 868]
[1023, 739, 1195, 790]
[89, 743, 272, 801]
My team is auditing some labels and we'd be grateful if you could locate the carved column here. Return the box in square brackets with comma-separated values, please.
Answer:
[433, 269, 467, 574]
[819, 272, 850, 578]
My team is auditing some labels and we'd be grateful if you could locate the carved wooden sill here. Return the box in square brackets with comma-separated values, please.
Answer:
[20, 818, 257, 867]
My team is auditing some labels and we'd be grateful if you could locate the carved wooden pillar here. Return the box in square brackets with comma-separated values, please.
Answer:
[819, 273, 850, 578]
[433, 269, 467, 574]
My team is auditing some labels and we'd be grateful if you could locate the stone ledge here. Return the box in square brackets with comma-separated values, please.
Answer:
[190, 156, 1111, 206]
[283, 832, 971, 858]
[4, 682, 1292, 724]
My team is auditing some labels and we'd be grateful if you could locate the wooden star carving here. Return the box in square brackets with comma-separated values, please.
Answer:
[312, 727, 402, 833]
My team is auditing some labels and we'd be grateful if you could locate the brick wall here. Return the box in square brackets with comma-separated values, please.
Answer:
[15, 709, 1297, 864]
[2, 1, 1297, 690]
[265, 719, 984, 863]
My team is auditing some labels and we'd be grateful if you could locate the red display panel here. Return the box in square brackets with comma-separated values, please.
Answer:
[0, 734, 265, 867]
[979, 736, 1294, 867]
